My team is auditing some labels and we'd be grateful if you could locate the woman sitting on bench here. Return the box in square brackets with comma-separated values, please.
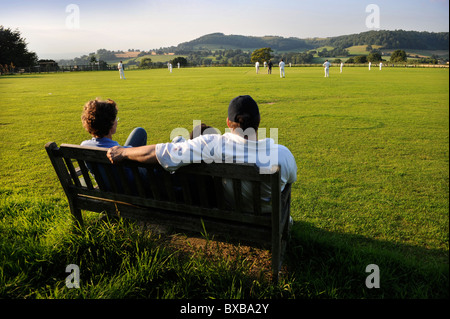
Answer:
[80, 98, 147, 193]
[81, 98, 147, 149]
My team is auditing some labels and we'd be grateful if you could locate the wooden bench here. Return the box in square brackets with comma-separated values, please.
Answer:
[45, 142, 292, 281]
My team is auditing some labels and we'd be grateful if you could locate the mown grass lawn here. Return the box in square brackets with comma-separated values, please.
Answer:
[0, 66, 448, 299]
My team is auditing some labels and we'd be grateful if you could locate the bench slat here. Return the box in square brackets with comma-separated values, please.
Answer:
[77, 160, 94, 189]
[71, 186, 272, 227]
[103, 164, 120, 193]
[197, 175, 210, 207]
[89, 163, 107, 191]
[178, 174, 193, 205]
[60, 144, 111, 163]
[232, 178, 242, 214]
[116, 165, 132, 195]
[213, 176, 225, 210]
[252, 181, 262, 214]
[162, 172, 177, 202]
[130, 166, 146, 197]
[64, 158, 81, 187]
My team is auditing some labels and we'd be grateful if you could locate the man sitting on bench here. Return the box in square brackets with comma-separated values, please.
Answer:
[107, 95, 297, 212]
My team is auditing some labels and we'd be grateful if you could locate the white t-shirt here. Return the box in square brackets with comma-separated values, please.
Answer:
[323, 61, 330, 69]
[279, 61, 285, 69]
[155, 132, 297, 212]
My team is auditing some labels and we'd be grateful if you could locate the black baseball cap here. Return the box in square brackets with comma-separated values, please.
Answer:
[228, 95, 260, 122]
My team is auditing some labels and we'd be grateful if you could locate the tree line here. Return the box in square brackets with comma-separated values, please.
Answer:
[1, 26, 448, 74]
[178, 30, 449, 53]
[308, 30, 449, 50]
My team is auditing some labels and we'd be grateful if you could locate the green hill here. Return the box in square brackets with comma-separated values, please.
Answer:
[313, 30, 449, 50]
[57, 30, 448, 65]
[176, 30, 449, 52]
[177, 32, 313, 52]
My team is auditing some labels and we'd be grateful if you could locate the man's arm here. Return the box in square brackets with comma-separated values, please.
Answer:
[107, 145, 158, 164]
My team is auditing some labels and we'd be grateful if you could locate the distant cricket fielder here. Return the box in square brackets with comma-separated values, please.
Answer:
[369, 61, 371, 70]
[255, 61, 260, 74]
[279, 59, 285, 78]
[323, 60, 331, 77]
[340, 62, 344, 73]
[118, 61, 126, 79]
[379, 62, 383, 70]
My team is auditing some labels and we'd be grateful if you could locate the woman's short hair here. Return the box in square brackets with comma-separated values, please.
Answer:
[81, 98, 117, 138]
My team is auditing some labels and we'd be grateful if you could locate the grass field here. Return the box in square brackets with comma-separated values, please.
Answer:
[346, 45, 383, 55]
[0, 66, 448, 299]
[130, 54, 187, 64]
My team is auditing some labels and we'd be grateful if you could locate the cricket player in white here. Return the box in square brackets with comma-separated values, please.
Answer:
[340, 62, 344, 73]
[323, 60, 331, 77]
[369, 61, 372, 70]
[379, 62, 383, 70]
[118, 61, 125, 79]
[279, 59, 285, 78]
[255, 61, 260, 74]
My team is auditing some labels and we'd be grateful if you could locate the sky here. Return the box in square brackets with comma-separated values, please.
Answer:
[1, 0, 448, 59]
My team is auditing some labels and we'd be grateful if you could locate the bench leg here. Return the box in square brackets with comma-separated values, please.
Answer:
[68, 201, 83, 227]
[272, 237, 281, 283]
[272, 216, 291, 283]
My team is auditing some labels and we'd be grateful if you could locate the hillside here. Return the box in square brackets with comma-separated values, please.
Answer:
[177, 32, 313, 52]
[313, 30, 449, 50]
[56, 30, 448, 66]
[177, 30, 449, 52]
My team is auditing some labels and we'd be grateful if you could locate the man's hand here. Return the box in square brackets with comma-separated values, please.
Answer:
[107, 146, 126, 164]
[107, 144, 158, 164]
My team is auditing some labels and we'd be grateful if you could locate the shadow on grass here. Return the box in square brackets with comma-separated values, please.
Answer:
[118, 217, 449, 299]
[1, 207, 447, 299]
[284, 221, 449, 299]
[72, 216, 449, 299]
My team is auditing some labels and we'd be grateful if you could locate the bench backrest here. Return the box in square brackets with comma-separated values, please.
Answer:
[45, 142, 285, 230]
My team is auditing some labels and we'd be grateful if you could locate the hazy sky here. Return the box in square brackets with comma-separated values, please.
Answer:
[1, 0, 448, 59]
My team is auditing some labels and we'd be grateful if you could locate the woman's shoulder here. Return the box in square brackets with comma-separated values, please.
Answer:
[81, 137, 120, 148]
